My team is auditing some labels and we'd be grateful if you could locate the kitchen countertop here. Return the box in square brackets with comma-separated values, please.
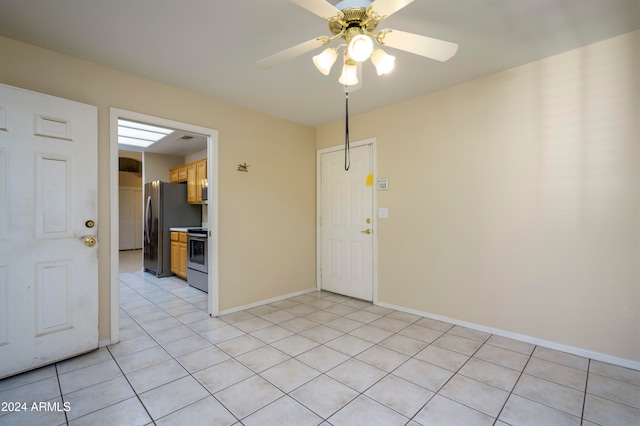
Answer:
[169, 227, 197, 232]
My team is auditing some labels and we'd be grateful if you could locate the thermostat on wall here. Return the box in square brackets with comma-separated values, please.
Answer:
[377, 178, 389, 190]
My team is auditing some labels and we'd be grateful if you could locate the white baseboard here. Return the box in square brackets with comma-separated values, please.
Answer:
[376, 301, 640, 372]
[217, 287, 318, 316]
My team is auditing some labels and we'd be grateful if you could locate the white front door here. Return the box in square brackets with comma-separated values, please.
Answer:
[0, 84, 99, 379]
[320, 144, 374, 301]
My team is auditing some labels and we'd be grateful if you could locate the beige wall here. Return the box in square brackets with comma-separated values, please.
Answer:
[119, 151, 143, 161]
[118, 151, 142, 187]
[3, 29, 638, 364]
[143, 152, 184, 183]
[0, 35, 317, 341]
[318, 30, 640, 363]
[186, 149, 207, 164]
[118, 172, 141, 188]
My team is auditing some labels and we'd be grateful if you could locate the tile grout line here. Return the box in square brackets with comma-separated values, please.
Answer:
[188, 294, 411, 422]
[6, 267, 635, 424]
[118, 273, 615, 424]
[222, 298, 373, 421]
[195, 299, 482, 422]
[581, 358, 590, 423]
[491, 342, 537, 425]
[193, 293, 349, 422]
[118, 279, 241, 424]
[119, 277, 385, 421]
[120, 276, 206, 320]
[54, 363, 69, 426]
[104, 343, 159, 425]
[408, 332, 501, 425]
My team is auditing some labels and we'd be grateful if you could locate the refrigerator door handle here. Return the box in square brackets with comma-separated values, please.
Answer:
[145, 195, 152, 244]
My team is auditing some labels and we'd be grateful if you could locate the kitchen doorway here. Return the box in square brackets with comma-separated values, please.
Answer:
[109, 108, 219, 345]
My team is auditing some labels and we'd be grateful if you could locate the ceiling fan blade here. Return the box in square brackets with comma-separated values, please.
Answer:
[257, 37, 329, 69]
[290, 0, 344, 21]
[368, 0, 415, 19]
[378, 29, 458, 62]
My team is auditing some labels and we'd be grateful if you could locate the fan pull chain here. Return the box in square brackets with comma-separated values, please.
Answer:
[344, 89, 350, 171]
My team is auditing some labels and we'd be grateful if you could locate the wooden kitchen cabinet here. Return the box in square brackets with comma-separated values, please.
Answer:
[196, 159, 207, 203]
[187, 162, 197, 203]
[170, 158, 207, 204]
[187, 158, 207, 204]
[169, 165, 188, 183]
[170, 231, 188, 280]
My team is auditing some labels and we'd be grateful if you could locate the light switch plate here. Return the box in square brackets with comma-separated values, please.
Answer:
[379, 208, 388, 218]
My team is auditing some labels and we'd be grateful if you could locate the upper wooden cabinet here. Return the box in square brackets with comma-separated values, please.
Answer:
[188, 158, 207, 204]
[196, 159, 207, 204]
[173, 158, 207, 204]
[169, 164, 188, 183]
[187, 162, 197, 203]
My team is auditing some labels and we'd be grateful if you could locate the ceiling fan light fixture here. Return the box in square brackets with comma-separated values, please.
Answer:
[370, 47, 395, 75]
[312, 47, 338, 75]
[347, 33, 374, 62]
[339, 58, 358, 86]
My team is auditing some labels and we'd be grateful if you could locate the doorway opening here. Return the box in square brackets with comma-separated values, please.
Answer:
[109, 108, 219, 345]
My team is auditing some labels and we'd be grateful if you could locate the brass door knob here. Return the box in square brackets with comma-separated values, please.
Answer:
[360, 229, 371, 235]
[84, 236, 97, 247]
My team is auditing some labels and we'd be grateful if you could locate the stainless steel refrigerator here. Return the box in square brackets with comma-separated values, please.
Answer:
[143, 181, 201, 277]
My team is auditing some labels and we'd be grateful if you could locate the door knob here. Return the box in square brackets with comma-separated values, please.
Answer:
[360, 229, 371, 235]
[84, 236, 97, 247]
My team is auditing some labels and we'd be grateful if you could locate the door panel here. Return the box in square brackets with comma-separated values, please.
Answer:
[320, 145, 373, 301]
[119, 189, 134, 250]
[0, 147, 7, 240]
[0, 266, 7, 345]
[134, 189, 143, 249]
[36, 154, 73, 238]
[35, 261, 72, 335]
[0, 83, 98, 379]
[119, 187, 143, 250]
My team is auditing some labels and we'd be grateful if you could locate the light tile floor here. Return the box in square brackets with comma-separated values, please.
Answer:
[1, 271, 639, 425]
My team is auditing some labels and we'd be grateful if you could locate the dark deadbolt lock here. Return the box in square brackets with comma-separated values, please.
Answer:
[85, 220, 95, 228]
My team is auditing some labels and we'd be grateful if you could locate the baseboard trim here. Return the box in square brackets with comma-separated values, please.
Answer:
[376, 301, 640, 372]
[217, 287, 318, 316]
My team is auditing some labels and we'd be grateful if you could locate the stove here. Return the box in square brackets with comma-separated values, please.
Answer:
[187, 228, 208, 293]
[186, 228, 208, 236]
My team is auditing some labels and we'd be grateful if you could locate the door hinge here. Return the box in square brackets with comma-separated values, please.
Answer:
[319, 216, 322, 226]
[319, 268, 322, 278]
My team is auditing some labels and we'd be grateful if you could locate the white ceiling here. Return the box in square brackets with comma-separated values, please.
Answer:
[1, 0, 639, 128]
[118, 127, 208, 157]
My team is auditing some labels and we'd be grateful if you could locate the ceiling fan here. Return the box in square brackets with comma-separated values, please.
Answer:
[257, 0, 459, 87]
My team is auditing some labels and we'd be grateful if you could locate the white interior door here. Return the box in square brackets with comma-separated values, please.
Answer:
[134, 188, 143, 249]
[119, 188, 134, 250]
[320, 144, 374, 301]
[119, 187, 143, 250]
[0, 83, 98, 379]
